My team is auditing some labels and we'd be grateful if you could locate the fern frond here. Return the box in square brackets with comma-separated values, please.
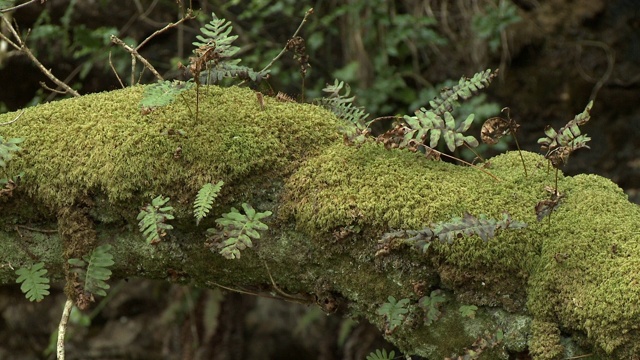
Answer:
[137, 195, 175, 245]
[139, 80, 193, 111]
[419, 290, 446, 325]
[403, 111, 478, 152]
[190, 12, 267, 84]
[68, 244, 114, 298]
[318, 79, 370, 142]
[537, 100, 593, 168]
[207, 203, 272, 259]
[366, 349, 396, 360]
[0, 135, 23, 168]
[15, 262, 50, 302]
[429, 69, 498, 116]
[377, 296, 409, 333]
[194, 180, 224, 225]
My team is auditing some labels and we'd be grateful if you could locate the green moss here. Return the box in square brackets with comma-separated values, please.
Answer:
[0, 85, 341, 211]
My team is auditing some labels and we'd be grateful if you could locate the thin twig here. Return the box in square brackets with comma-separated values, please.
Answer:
[430, 147, 502, 182]
[0, 15, 80, 97]
[0, 109, 24, 126]
[110, 35, 163, 83]
[259, 8, 314, 74]
[0, 0, 42, 13]
[57, 298, 73, 360]
[40, 81, 68, 94]
[136, 9, 194, 50]
[15, 224, 58, 233]
[108, 51, 125, 88]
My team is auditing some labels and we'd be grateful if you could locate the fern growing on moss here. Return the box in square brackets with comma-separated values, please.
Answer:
[376, 213, 527, 256]
[68, 244, 114, 309]
[318, 79, 370, 141]
[377, 296, 409, 334]
[15, 262, 50, 302]
[194, 181, 224, 226]
[139, 80, 194, 112]
[190, 12, 267, 85]
[420, 290, 446, 325]
[0, 135, 23, 168]
[137, 195, 174, 245]
[366, 349, 396, 360]
[429, 69, 498, 116]
[206, 203, 272, 259]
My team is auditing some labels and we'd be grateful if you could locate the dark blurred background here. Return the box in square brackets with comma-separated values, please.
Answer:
[0, 0, 639, 358]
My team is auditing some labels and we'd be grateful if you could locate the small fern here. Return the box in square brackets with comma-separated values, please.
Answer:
[459, 304, 478, 319]
[139, 80, 193, 112]
[0, 135, 23, 168]
[15, 262, 50, 302]
[68, 244, 114, 298]
[137, 195, 175, 245]
[207, 203, 272, 259]
[190, 12, 267, 84]
[429, 69, 498, 117]
[377, 213, 527, 256]
[366, 349, 396, 360]
[377, 296, 410, 334]
[538, 100, 593, 168]
[319, 79, 370, 129]
[404, 110, 478, 152]
[194, 180, 224, 226]
[419, 290, 446, 326]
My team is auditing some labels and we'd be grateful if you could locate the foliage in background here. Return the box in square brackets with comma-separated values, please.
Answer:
[137, 195, 175, 245]
[15, 262, 50, 302]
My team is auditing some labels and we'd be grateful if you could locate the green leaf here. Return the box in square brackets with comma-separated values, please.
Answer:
[366, 349, 396, 360]
[137, 195, 174, 245]
[69, 244, 114, 298]
[194, 181, 224, 225]
[209, 203, 271, 259]
[377, 296, 410, 332]
[15, 262, 50, 302]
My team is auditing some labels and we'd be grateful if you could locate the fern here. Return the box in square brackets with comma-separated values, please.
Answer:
[366, 349, 396, 360]
[194, 180, 224, 225]
[68, 244, 114, 298]
[137, 195, 175, 245]
[15, 262, 50, 302]
[318, 79, 370, 142]
[207, 203, 272, 259]
[459, 304, 478, 319]
[139, 80, 193, 111]
[419, 290, 446, 325]
[377, 296, 409, 333]
[404, 110, 478, 152]
[538, 100, 593, 168]
[0, 135, 23, 168]
[190, 12, 267, 84]
[378, 213, 527, 256]
[429, 69, 498, 116]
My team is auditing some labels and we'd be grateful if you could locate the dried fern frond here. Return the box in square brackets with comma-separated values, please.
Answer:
[538, 101, 593, 168]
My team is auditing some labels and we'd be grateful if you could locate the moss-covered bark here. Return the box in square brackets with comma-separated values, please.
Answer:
[1, 85, 640, 358]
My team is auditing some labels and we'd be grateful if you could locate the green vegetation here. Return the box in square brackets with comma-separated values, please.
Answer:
[15, 262, 50, 302]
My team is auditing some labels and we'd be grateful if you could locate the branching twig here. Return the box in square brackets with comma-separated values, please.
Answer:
[110, 35, 163, 83]
[136, 9, 194, 50]
[0, 15, 80, 97]
[108, 51, 125, 89]
[259, 8, 313, 74]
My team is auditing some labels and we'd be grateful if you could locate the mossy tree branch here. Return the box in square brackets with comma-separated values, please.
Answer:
[1, 86, 639, 359]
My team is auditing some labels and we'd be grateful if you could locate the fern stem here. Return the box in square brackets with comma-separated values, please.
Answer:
[432, 148, 501, 182]
[512, 132, 528, 176]
[57, 298, 73, 360]
[259, 8, 314, 74]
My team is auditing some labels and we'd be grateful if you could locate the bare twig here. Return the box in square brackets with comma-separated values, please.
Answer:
[110, 35, 163, 83]
[0, 15, 80, 97]
[0, 109, 24, 126]
[259, 8, 314, 74]
[57, 298, 73, 360]
[0, 0, 43, 13]
[136, 8, 194, 50]
[108, 51, 125, 89]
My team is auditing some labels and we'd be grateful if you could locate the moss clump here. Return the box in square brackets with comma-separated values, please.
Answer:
[0, 85, 341, 212]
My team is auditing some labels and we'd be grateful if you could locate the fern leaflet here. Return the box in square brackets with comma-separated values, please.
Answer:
[429, 69, 498, 116]
[15, 262, 50, 302]
[137, 195, 175, 245]
[207, 203, 272, 259]
[366, 349, 396, 360]
[538, 100, 593, 168]
[194, 180, 224, 225]
[377, 296, 409, 333]
[0, 135, 23, 168]
[419, 290, 446, 325]
[139, 80, 193, 111]
[404, 111, 478, 152]
[68, 244, 114, 298]
[318, 79, 369, 141]
[190, 12, 267, 84]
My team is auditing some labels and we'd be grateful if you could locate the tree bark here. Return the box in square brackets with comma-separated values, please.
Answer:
[1, 85, 639, 359]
